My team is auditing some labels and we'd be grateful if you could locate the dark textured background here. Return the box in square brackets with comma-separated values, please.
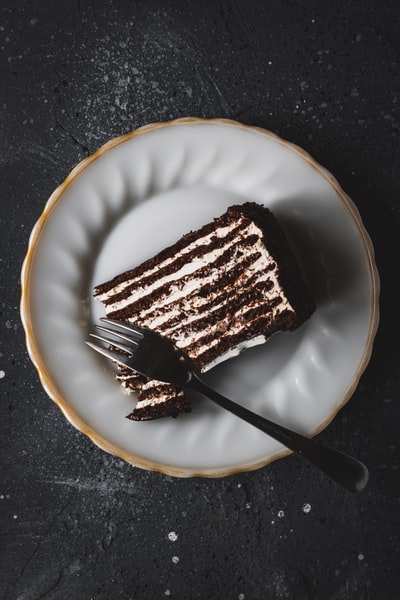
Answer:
[1, 1, 400, 599]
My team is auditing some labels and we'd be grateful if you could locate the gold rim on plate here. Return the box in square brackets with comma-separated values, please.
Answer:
[20, 117, 380, 477]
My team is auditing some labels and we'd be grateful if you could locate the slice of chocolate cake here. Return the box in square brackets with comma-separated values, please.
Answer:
[94, 202, 315, 420]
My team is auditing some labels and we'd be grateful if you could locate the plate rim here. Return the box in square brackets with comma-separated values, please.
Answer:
[20, 117, 380, 477]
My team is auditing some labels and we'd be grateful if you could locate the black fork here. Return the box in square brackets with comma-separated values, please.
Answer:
[86, 318, 369, 492]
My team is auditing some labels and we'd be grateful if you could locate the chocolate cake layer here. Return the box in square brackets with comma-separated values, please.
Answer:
[94, 202, 315, 420]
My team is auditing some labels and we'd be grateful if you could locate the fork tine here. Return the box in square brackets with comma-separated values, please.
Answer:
[85, 340, 135, 371]
[100, 318, 145, 339]
[89, 332, 134, 356]
[94, 324, 140, 348]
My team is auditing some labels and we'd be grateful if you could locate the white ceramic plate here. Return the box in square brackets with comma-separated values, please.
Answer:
[21, 118, 379, 477]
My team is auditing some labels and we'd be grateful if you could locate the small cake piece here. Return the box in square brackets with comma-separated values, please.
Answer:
[94, 202, 315, 420]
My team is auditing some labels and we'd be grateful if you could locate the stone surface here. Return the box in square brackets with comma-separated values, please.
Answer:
[1, 1, 400, 598]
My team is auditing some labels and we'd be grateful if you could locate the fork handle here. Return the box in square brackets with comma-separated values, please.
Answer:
[188, 375, 369, 493]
